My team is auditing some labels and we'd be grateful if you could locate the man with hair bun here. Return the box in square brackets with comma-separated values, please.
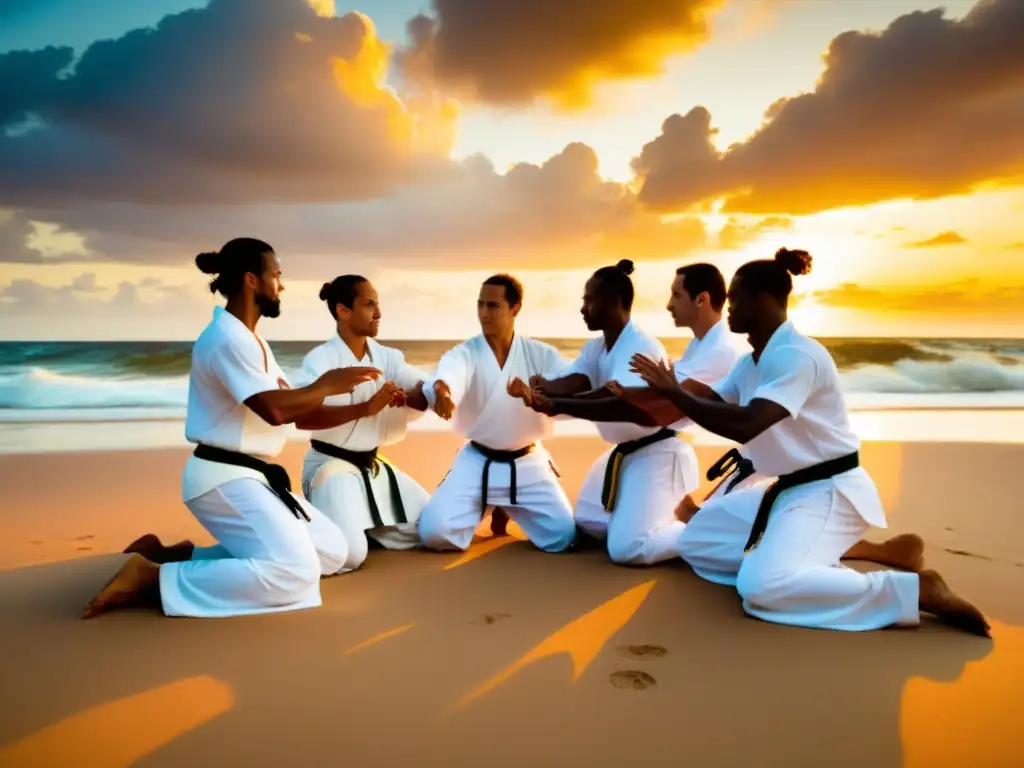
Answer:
[630, 248, 990, 636]
[297, 275, 431, 568]
[82, 238, 378, 619]
[520, 259, 701, 566]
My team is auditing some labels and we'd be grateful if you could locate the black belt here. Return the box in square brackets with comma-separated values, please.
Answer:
[706, 448, 756, 497]
[470, 441, 535, 514]
[193, 443, 310, 522]
[744, 451, 860, 553]
[310, 439, 407, 528]
[600, 428, 678, 512]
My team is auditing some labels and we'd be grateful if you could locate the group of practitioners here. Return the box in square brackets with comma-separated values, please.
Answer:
[81, 237, 989, 638]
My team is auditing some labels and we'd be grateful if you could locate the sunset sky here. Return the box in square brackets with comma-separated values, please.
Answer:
[1, 0, 1022, 340]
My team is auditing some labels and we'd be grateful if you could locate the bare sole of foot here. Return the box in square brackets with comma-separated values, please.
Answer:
[918, 569, 990, 637]
[81, 554, 160, 619]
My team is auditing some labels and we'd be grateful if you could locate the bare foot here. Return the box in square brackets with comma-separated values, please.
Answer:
[489, 507, 510, 537]
[124, 533, 194, 564]
[674, 494, 700, 524]
[843, 533, 925, 572]
[81, 554, 161, 619]
[918, 569, 990, 637]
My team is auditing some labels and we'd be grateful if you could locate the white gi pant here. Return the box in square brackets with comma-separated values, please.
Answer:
[160, 478, 356, 618]
[574, 437, 698, 566]
[418, 444, 576, 553]
[677, 474, 921, 631]
[305, 461, 427, 569]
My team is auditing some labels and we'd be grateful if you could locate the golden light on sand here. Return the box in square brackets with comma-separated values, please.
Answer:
[443, 535, 521, 570]
[900, 620, 1024, 766]
[0, 676, 233, 767]
[341, 622, 417, 656]
[454, 579, 658, 709]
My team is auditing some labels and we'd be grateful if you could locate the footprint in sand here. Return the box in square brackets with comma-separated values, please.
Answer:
[609, 670, 657, 690]
[74, 535, 95, 541]
[943, 548, 994, 562]
[473, 613, 511, 625]
[77, 546, 93, 551]
[616, 644, 667, 661]
[29, 540, 42, 545]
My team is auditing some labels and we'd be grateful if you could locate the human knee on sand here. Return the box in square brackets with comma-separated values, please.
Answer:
[83, 238, 380, 619]
[511, 261, 732, 566]
[621, 247, 989, 637]
[297, 275, 431, 568]
[417, 274, 577, 554]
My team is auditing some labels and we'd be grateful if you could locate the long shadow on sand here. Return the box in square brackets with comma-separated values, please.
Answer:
[0, 542, 1012, 768]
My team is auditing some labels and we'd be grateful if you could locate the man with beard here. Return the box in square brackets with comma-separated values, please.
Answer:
[83, 238, 377, 619]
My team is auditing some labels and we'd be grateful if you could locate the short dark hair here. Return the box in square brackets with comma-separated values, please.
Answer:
[482, 274, 524, 306]
[195, 238, 274, 297]
[591, 259, 635, 311]
[319, 275, 368, 318]
[735, 247, 813, 303]
[676, 263, 726, 311]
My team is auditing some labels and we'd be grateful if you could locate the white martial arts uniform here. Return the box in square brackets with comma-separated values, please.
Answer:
[418, 333, 577, 553]
[299, 335, 429, 567]
[162, 307, 355, 619]
[677, 320, 920, 631]
[572, 320, 708, 565]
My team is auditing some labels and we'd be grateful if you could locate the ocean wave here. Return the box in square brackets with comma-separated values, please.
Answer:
[840, 356, 1024, 393]
[0, 367, 187, 409]
[0, 338, 1022, 411]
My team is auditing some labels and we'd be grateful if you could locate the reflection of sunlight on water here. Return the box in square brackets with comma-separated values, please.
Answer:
[901, 620, 1023, 767]
[2, 409, 1024, 455]
[0, 675, 234, 766]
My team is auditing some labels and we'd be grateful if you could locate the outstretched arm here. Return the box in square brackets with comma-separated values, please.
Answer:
[630, 352, 811, 444]
[531, 373, 593, 397]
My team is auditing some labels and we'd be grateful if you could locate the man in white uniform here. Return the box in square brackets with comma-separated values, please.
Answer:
[298, 275, 431, 567]
[82, 238, 378, 619]
[613, 265, 922, 580]
[417, 274, 577, 553]
[630, 248, 989, 636]
[523, 260, 706, 566]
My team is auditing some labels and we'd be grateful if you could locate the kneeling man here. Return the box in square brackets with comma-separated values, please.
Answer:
[630, 248, 989, 635]
[299, 275, 431, 568]
[417, 274, 577, 553]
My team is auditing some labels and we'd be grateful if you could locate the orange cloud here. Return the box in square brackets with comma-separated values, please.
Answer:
[396, 0, 726, 109]
[808, 279, 1024, 315]
[632, 0, 1024, 215]
[717, 215, 793, 249]
[905, 231, 968, 248]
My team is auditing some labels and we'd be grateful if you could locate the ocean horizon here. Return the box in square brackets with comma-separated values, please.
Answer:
[2, 336, 1023, 454]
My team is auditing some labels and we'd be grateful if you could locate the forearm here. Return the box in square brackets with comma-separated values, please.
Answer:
[549, 396, 658, 426]
[538, 373, 592, 397]
[247, 382, 332, 426]
[569, 386, 612, 400]
[666, 390, 760, 443]
[294, 401, 369, 431]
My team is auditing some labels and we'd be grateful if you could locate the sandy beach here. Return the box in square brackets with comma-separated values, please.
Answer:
[0, 434, 1022, 767]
